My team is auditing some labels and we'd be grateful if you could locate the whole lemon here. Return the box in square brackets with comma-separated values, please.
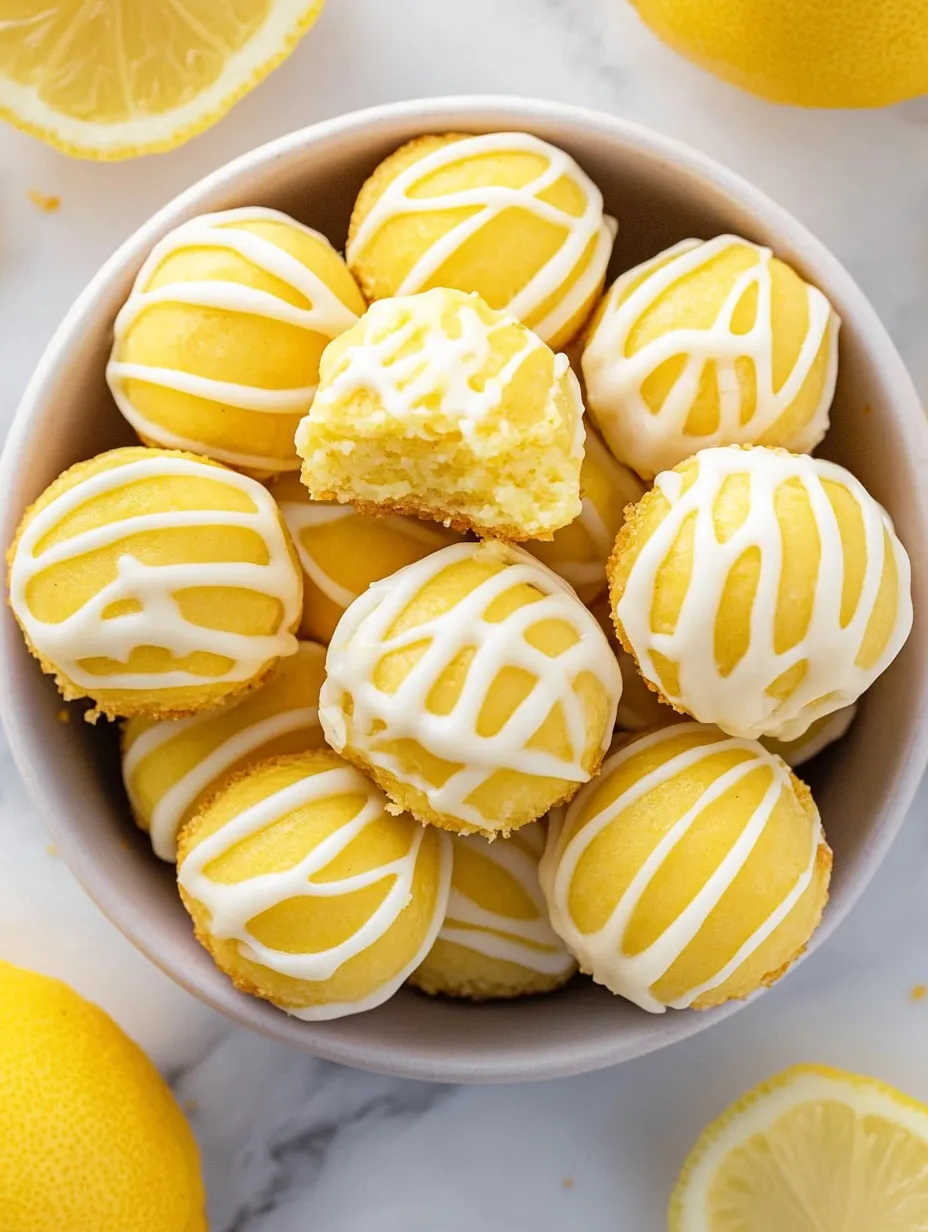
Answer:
[0, 960, 206, 1232]
[631, 0, 928, 107]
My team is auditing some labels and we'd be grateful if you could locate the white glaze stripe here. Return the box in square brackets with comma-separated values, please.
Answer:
[107, 207, 359, 470]
[616, 448, 912, 741]
[583, 236, 839, 475]
[438, 826, 574, 976]
[178, 767, 452, 1020]
[320, 542, 622, 830]
[124, 706, 319, 862]
[544, 723, 822, 1012]
[9, 456, 301, 691]
[348, 132, 616, 344]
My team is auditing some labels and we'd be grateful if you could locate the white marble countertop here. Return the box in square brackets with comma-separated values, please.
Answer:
[2, 1, 927, 1227]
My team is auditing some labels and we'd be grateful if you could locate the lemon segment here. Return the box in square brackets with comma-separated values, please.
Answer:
[670, 1064, 928, 1232]
[0, 0, 326, 160]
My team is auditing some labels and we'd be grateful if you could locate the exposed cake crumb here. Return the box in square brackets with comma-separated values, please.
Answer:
[57, 708, 71, 724]
[45, 843, 58, 858]
[910, 984, 926, 1001]
[27, 189, 61, 213]
[562, 1177, 574, 1190]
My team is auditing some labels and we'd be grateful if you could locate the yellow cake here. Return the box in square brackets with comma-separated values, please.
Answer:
[123, 640, 328, 861]
[319, 540, 623, 836]
[347, 131, 616, 349]
[177, 749, 451, 1021]
[525, 427, 645, 603]
[295, 288, 585, 540]
[539, 723, 832, 1012]
[409, 821, 576, 1000]
[582, 236, 840, 479]
[107, 208, 365, 477]
[267, 471, 462, 643]
[7, 447, 303, 721]
[609, 446, 912, 741]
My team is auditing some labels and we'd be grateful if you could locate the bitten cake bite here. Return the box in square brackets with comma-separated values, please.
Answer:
[177, 750, 451, 1021]
[583, 236, 840, 479]
[539, 723, 831, 1012]
[267, 471, 462, 644]
[319, 540, 622, 836]
[123, 640, 328, 861]
[7, 447, 303, 721]
[409, 821, 576, 1000]
[107, 208, 365, 476]
[295, 288, 585, 540]
[609, 446, 912, 741]
[347, 131, 616, 349]
[525, 427, 645, 603]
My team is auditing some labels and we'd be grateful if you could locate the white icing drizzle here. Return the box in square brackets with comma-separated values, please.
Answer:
[762, 702, 857, 768]
[438, 824, 575, 976]
[348, 132, 617, 344]
[616, 447, 912, 741]
[177, 764, 452, 1020]
[10, 455, 302, 692]
[540, 723, 823, 1013]
[299, 290, 585, 468]
[107, 207, 360, 472]
[319, 541, 622, 830]
[278, 498, 455, 611]
[583, 236, 840, 478]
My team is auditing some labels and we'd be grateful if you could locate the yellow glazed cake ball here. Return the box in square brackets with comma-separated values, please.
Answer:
[761, 703, 857, 769]
[177, 749, 451, 1020]
[409, 821, 577, 1000]
[609, 446, 912, 741]
[583, 236, 840, 479]
[539, 722, 832, 1012]
[589, 597, 674, 732]
[267, 471, 463, 643]
[296, 288, 585, 540]
[319, 539, 623, 836]
[525, 427, 645, 603]
[7, 446, 303, 721]
[347, 132, 617, 350]
[107, 207, 366, 477]
[123, 640, 328, 861]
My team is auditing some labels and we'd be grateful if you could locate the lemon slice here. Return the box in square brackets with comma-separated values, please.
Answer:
[670, 1064, 928, 1231]
[0, 0, 325, 160]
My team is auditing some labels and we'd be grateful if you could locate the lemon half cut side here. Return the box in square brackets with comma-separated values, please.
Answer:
[0, 0, 326, 160]
[670, 1063, 928, 1232]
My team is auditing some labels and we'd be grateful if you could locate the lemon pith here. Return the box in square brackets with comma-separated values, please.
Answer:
[670, 1064, 928, 1231]
[0, 0, 326, 160]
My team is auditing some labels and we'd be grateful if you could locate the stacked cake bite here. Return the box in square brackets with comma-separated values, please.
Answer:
[6, 130, 913, 1020]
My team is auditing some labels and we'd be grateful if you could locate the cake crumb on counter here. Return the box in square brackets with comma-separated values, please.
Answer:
[27, 189, 61, 212]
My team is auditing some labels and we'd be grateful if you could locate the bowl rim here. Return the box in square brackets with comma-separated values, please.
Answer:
[3, 94, 927, 1082]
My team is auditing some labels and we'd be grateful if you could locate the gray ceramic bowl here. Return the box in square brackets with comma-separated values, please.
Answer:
[2, 97, 927, 1083]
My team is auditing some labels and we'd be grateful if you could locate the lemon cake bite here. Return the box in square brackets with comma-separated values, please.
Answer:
[410, 821, 576, 1000]
[267, 471, 462, 643]
[7, 447, 302, 721]
[609, 446, 912, 741]
[123, 640, 328, 861]
[296, 288, 585, 540]
[177, 749, 451, 1021]
[320, 540, 622, 836]
[107, 208, 365, 477]
[583, 236, 840, 479]
[540, 723, 831, 1012]
[526, 427, 644, 603]
[346, 131, 616, 350]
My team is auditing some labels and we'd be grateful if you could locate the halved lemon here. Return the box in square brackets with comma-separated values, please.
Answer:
[0, 0, 325, 160]
[670, 1064, 928, 1231]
